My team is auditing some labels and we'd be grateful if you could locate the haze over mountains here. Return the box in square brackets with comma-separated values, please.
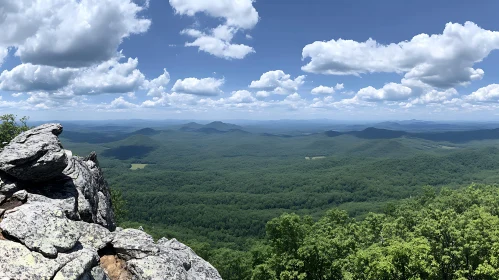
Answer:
[56, 120, 499, 145]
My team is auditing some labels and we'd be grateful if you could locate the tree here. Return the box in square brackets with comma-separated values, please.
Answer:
[0, 114, 30, 148]
[110, 188, 128, 224]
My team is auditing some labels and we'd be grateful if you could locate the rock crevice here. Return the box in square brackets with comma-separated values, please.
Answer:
[0, 124, 222, 280]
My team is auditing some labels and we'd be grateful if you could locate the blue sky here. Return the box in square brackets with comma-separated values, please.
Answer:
[1, 0, 499, 121]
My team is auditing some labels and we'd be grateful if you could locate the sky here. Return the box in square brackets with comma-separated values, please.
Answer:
[1, 0, 499, 121]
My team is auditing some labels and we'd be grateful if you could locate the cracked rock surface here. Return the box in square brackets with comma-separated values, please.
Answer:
[0, 124, 221, 280]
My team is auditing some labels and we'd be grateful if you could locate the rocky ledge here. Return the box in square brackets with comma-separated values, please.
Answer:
[0, 123, 222, 280]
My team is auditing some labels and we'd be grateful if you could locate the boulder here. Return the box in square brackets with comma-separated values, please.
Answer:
[0, 240, 98, 280]
[0, 202, 81, 257]
[0, 123, 68, 182]
[112, 228, 160, 260]
[77, 221, 114, 250]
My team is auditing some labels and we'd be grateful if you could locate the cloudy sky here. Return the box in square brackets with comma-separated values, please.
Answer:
[1, 0, 499, 121]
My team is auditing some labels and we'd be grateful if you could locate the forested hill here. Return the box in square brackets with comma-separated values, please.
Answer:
[220, 185, 499, 279]
[58, 122, 499, 280]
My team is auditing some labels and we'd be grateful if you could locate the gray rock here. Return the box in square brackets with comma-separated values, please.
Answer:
[158, 239, 222, 280]
[76, 221, 114, 250]
[0, 202, 80, 257]
[0, 239, 63, 279]
[53, 246, 99, 280]
[12, 189, 28, 201]
[0, 194, 5, 204]
[91, 266, 111, 280]
[125, 237, 222, 280]
[63, 154, 115, 230]
[156, 237, 169, 246]
[27, 192, 78, 220]
[127, 255, 189, 280]
[112, 228, 160, 261]
[0, 123, 68, 182]
[0, 172, 19, 194]
[0, 240, 99, 280]
[80, 266, 111, 280]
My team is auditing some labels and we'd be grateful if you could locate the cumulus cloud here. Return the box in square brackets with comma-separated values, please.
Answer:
[106, 96, 139, 110]
[410, 88, 458, 105]
[256, 91, 271, 99]
[228, 90, 256, 103]
[169, 0, 259, 29]
[302, 22, 499, 88]
[311, 85, 335, 95]
[249, 70, 305, 95]
[465, 84, 499, 102]
[335, 83, 344, 90]
[0, 0, 151, 68]
[171, 0, 258, 59]
[356, 83, 413, 101]
[181, 27, 254, 59]
[171, 77, 224, 96]
[69, 56, 146, 95]
[142, 68, 170, 97]
[0, 55, 170, 100]
[0, 64, 76, 92]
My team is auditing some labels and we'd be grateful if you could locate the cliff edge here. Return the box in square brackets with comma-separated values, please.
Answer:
[0, 123, 222, 280]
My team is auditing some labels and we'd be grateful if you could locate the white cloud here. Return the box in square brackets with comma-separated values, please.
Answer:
[127, 92, 136, 99]
[256, 91, 271, 99]
[169, 0, 259, 29]
[0, 63, 76, 92]
[466, 84, 499, 102]
[357, 83, 413, 101]
[0, 0, 151, 68]
[12, 92, 23, 97]
[228, 90, 256, 103]
[311, 85, 335, 95]
[171, 77, 224, 96]
[105, 96, 138, 110]
[335, 83, 344, 90]
[143, 69, 170, 97]
[181, 27, 255, 59]
[302, 22, 499, 88]
[0, 54, 171, 98]
[249, 70, 305, 95]
[141, 92, 197, 108]
[70, 56, 145, 95]
[171, 0, 258, 60]
[410, 88, 458, 105]
[246, 34, 253, 40]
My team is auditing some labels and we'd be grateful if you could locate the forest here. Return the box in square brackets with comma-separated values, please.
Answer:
[28, 119, 499, 279]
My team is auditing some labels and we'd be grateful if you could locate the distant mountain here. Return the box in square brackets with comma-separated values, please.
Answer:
[195, 128, 227, 134]
[180, 122, 204, 131]
[130, 128, 160, 136]
[101, 135, 160, 160]
[179, 121, 244, 132]
[324, 127, 499, 143]
[348, 127, 408, 139]
[415, 128, 499, 143]
[204, 121, 243, 131]
[324, 131, 342, 137]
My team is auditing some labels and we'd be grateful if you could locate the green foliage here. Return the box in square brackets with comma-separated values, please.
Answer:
[0, 114, 30, 148]
[110, 188, 128, 224]
[254, 185, 499, 279]
[58, 128, 499, 278]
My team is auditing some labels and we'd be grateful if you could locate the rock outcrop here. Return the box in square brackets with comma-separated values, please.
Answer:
[0, 124, 222, 280]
